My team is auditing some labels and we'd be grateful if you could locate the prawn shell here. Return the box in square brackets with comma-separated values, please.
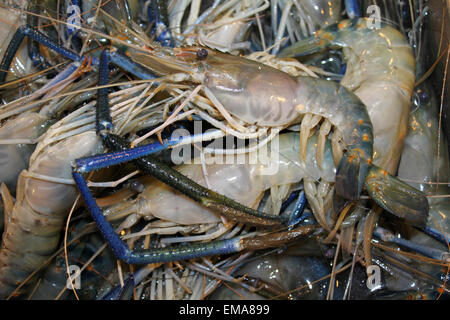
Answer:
[365, 166, 429, 228]
[24, 131, 103, 216]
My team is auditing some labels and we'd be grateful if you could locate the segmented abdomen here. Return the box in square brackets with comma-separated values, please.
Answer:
[0, 131, 103, 298]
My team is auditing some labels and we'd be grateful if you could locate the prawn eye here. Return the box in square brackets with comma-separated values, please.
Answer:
[418, 89, 429, 103]
[196, 48, 208, 59]
[130, 180, 144, 194]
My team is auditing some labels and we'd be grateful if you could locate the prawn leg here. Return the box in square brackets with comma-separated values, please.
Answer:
[78, 48, 288, 227]
[374, 227, 449, 262]
[102, 274, 135, 300]
[0, 26, 158, 85]
[0, 25, 83, 83]
[287, 191, 308, 226]
[422, 227, 450, 246]
[73, 136, 288, 227]
[73, 171, 312, 264]
[101, 266, 154, 300]
[26, 0, 56, 73]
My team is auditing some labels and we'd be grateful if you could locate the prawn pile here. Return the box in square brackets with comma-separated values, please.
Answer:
[0, 0, 448, 300]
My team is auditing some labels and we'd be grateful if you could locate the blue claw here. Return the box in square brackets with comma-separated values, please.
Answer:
[0, 25, 82, 84]
[102, 274, 135, 300]
[73, 171, 244, 264]
[374, 227, 449, 262]
[26, 0, 57, 73]
[101, 267, 155, 300]
[74, 128, 213, 173]
[422, 226, 450, 246]
[280, 190, 300, 213]
[287, 191, 308, 226]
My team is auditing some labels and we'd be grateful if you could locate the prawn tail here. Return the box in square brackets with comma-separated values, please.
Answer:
[365, 165, 429, 228]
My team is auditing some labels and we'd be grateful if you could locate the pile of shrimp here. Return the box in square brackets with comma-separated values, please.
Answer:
[0, 0, 448, 300]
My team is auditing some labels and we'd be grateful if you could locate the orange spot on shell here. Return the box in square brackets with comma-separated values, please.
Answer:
[321, 32, 334, 41]
[352, 148, 365, 158]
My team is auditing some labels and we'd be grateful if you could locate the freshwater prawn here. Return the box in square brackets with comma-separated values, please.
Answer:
[1, 2, 374, 205]
[0, 130, 103, 298]
[398, 75, 450, 242]
[100, 130, 427, 241]
[0, 1, 432, 299]
[0, 2, 381, 219]
[64, 129, 427, 299]
[167, 0, 270, 52]
[0, 0, 132, 194]
[119, 43, 375, 207]
[0, 1, 428, 268]
[0, 75, 184, 298]
[270, 0, 343, 54]
[279, 18, 416, 174]
[0, 60, 103, 194]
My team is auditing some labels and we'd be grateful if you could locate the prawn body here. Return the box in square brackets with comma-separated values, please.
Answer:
[127, 132, 335, 225]
[107, 131, 425, 232]
[129, 46, 373, 200]
[103, 132, 337, 234]
[0, 112, 48, 192]
[0, 3, 430, 298]
[0, 131, 103, 298]
[338, 20, 415, 173]
[279, 18, 416, 173]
